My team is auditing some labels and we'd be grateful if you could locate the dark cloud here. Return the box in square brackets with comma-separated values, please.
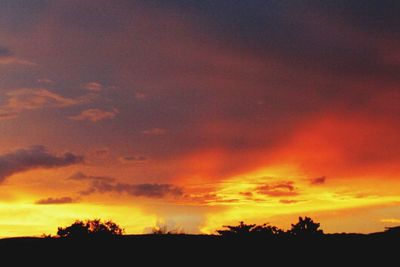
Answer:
[310, 176, 326, 185]
[256, 181, 298, 197]
[81, 180, 183, 198]
[152, 0, 400, 79]
[68, 171, 115, 182]
[0, 0, 398, 184]
[0, 145, 83, 182]
[35, 196, 76, 205]
[0, 46, 12, 57]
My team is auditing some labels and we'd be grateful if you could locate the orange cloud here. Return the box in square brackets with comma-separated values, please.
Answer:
[0, 88, 92, 121]
[82, 82, 102, 92]
[69, 108, 118, 122]
[6, 88, 82, 111]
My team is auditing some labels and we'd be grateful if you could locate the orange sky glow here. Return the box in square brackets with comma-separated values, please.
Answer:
[0, 0, 400, 237]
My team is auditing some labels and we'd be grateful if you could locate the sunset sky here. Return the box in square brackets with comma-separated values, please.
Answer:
[1, 0, 400, 237]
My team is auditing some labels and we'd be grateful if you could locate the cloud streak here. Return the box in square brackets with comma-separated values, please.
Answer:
[0, 145, 83, 182]
[310, 176, 326, 185]
[80, 180, 183, 199]
[255, 181, 298, 197]
[0, 46, 12, 57]
[0, 45, 36, 65]
[69, 108, 118, 122]
[6, 89, 82, 111]
[68, 171, 115, 182]
[82, 82, 102, 92]
[35, 197, 76, 205]
[0, 88, 92, 120]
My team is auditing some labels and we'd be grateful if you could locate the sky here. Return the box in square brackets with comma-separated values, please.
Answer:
[0, 0, 400, 237]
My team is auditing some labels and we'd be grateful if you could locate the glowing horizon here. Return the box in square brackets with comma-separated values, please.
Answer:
[0, 0, 400, 237]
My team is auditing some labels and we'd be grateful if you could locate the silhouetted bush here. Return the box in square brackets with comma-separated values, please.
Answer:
[289, 216, 323, 237]
[217, 221, 256, 237]
[57, 219, 124, 238]
[384, 226, 400, 236]
[41, 233, 54, 239]
[217, 221, 285, 237]
[251, 223, 285, 236]
[217, 217, 324, 238]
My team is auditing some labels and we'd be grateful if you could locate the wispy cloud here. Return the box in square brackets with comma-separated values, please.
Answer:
[279, 199, 299, 204]
[68, 171, 115, 182]
[82, 82, 102, 92]
[380, 218, 400, 224]
[6, 88, 83, 111]
[0, 45, 36, 66]
[69, 108, 118, 122]
[80, 180, 183, 199]
[35, 197, 76, 205]
[0, 145, 83, 183]
[0, 46, 12, 57]
[0, 110, 18, 121]
[310, 176, 326, 185]
[0, 88, 90, 120]
[256, 181, 298, 197]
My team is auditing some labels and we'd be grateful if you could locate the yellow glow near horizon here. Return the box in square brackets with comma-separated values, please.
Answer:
[198, 165, 400, 234]
[0, 201, 157, 237]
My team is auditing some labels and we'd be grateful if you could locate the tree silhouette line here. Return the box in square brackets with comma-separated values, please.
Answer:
[216, 216, 322, 238]
[57, 219, 124, 239]
[52, 216, 322, 239]
[49, 216, 400, 239]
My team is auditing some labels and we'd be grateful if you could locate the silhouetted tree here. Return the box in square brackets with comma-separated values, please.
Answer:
[217, 221, 256, 236]
[217, 221, 257, 237]
[217, 221, 285, 237]
[251, 223, 285, 236]
[289, 216, 323, 237]
[384, 226, 400, 236]
[57, 219, 124, 238]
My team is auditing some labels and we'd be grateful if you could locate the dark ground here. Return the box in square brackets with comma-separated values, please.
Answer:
[0, 234, 398, 264]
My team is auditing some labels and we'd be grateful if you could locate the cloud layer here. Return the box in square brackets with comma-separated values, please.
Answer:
[68, 171, 115, 182]
[0, 88, 92, 120]
[81, 180, 183, 199]
[0, 145, 83, 182]
[69, 108, 118, 122]
[255, 181, 298, 197]
[35, 197, 76, 205]
[0, 46, 12, 57]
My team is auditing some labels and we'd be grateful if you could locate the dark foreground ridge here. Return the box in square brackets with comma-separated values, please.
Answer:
[0, 233, 399, 264]
[1, 217, 399, 264]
